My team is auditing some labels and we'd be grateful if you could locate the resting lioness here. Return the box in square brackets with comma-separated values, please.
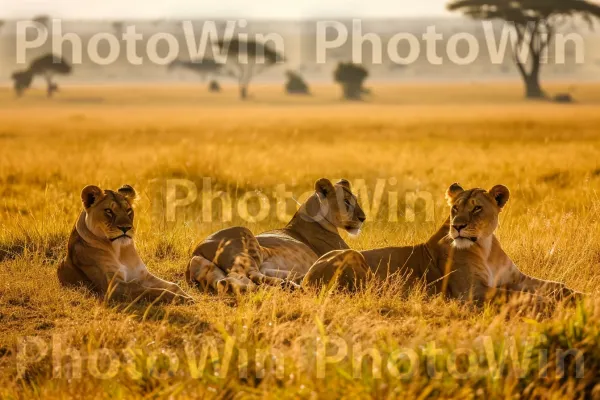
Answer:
[186, 178, 366, 294]
[58, 185, 193, 303]
[303, 183, 580, 302]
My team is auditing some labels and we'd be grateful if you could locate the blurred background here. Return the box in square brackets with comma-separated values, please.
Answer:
[0, 0, 599, 87]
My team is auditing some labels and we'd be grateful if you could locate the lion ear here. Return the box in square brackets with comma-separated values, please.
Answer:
[445, 183, 464, 206]
[336, 179, 351, 191]
[81, 185, 104, 209]
[489, 185, 510, 209]
[117, 185, 137, 203]
[315, 178, 335, 199]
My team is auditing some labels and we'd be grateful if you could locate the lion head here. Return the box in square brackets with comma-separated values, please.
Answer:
[80, 185, 137, 244]
[308, 178, 366, 235]
[445, 183, 510, 249]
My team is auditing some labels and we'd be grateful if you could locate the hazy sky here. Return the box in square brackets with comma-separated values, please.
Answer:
[1, 0, 451, 19]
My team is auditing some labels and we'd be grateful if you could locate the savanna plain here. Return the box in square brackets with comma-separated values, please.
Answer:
[1, 83, 600, 399]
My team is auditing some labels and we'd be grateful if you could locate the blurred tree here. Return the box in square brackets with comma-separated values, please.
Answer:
[209, 80, 221, 92]
[217, 39, 284, 99]
[28, 15, 50, 43]
[32, 15, 50, 31]
[168, 58, 223, 80]
[168, 59, 224, 93]
[12, 53, 72, 98]
[448, 0, 600, 99]
[112, 21, 124, 37]
[285, 70, 310, 95]
[334, 62, 369, 100]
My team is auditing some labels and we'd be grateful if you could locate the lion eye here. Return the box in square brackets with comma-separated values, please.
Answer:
[473, 206, 482, 213]
[452, 206, 458, 213]
[127, 209, 133, 216]
[104, 208, 113, 216]
[344, 199, 352, 208]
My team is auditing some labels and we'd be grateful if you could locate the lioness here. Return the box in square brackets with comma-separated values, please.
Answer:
[303, 183, 580, 302]
[186, 178, 366, 294]
[58, 185, 193, 303]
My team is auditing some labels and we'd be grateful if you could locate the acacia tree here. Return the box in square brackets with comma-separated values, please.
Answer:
[112, 21, 124, 36]
[447, 0, 600, 99]
[12, 53, 72, 98]
[217, 39, 284, 99]
[27, 15, 51, 43]
[167, 58, 224, 92]
[32, 15, 50, 31]
[334, 62, 369, 100]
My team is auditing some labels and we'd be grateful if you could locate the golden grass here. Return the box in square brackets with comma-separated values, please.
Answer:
[1, 83, 600, 398]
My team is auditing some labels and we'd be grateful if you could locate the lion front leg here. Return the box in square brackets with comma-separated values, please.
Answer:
[143, 273, 193, 301]
[57, 259, 97, 292]
[507, 267, 584, 302]
[108, 273, 194, 304]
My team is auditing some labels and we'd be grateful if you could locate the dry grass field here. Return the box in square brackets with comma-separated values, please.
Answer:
[1, 83, 600, 399]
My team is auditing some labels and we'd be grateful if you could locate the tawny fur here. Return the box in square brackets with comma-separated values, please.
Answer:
[186, 178, 366, 295]
[303, 184, 581, 303]
[58, 185, 193, 303]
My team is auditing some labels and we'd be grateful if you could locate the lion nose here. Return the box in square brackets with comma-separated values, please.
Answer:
[358, 215, 366, 223]
[453, 224, 467, 233]
[118, 226, 132, 234]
